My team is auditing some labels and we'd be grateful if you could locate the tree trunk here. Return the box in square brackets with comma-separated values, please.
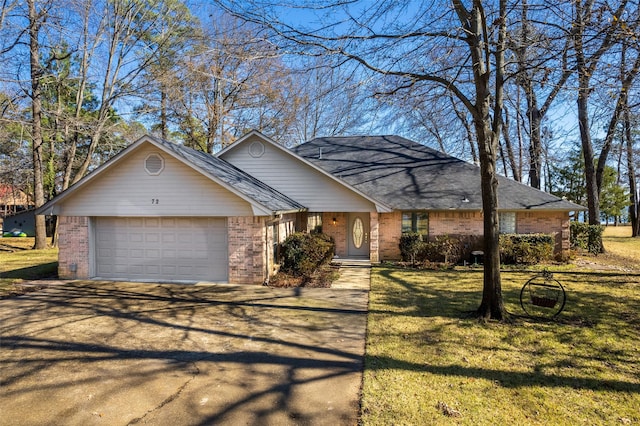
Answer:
[160, 84, 168, 140]
[515, 82, 544, 189]
[450, 93, 477, 164]
[574, 0, 600, 227]
[502, 106, 520, 181]
[625, 107, 639, 237]
[28, 0, 47, 250]
[464, 0, 506, 320]
[475, 122, 504, 320]
[577, 86, 600, 226]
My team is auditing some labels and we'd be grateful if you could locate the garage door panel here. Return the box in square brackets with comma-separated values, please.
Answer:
[162, 265, 177, 275]
[146, 265, 160, 274]
[145, 233, 160, 243]
[95, 217, 227, 282]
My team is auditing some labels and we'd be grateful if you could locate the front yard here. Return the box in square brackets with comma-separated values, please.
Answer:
[361, 226, 640, 425]
[0, 238, 58, 297]
[2, 228, 640, 424]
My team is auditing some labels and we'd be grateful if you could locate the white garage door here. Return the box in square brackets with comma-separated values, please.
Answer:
[95, 217, 228, 282]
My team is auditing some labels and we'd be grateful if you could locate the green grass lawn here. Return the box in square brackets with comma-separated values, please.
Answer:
[0, 237, 58, 297]
[361, 229, 640, 425]
[600, 225, 640, 262]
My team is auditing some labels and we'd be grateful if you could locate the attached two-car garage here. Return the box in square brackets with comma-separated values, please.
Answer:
[94, 217, 228, 282]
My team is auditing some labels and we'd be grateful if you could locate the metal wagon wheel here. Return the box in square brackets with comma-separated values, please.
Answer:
[520, 271, 566, 318]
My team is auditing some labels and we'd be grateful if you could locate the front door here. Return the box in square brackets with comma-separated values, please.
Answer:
[348, 213, 370, 258]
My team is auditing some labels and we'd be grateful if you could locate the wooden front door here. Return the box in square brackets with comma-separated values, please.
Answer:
[348, 213, 370, 258]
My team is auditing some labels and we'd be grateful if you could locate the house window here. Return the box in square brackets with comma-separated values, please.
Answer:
[402, 212, 429, 235]
[307, 213, 323, 233]
[499, 212, 516, 234]
[272, 223, 279, 263]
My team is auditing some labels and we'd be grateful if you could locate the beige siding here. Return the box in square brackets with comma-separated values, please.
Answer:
[54, 144, 254, 217]
[220, 136, 375, 212]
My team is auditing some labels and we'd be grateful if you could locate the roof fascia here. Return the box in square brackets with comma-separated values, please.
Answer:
[218, 130, 393, 213]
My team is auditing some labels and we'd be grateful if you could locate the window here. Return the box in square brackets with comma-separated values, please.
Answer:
[499, 212, 516, 234]
[272, 223, 279, 263]
[402, 212, 429, 235]
[307, 213, 323, 233]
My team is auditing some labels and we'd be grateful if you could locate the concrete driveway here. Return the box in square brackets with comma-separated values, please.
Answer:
[0, 281, 369, 425]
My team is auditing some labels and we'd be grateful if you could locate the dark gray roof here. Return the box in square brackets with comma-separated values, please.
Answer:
[147, 136, 306, 213]
[293, 135, 584, 211]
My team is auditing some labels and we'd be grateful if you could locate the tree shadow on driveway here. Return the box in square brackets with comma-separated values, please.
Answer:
[0, 282, 369, 426]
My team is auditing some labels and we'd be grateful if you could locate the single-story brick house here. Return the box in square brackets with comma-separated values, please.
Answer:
[37, 131, 583, 284]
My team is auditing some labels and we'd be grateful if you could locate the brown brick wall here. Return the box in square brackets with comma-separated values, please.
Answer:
[228, 216, 267, 284]
[379, 211, 402, 260]
[430, 211, 484, 235]
[322, 212, 347, 257]
[517, 211, 570, 256]
[58, 216, 90, 279]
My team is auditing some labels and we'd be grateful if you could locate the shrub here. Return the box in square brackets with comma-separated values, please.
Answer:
[499, 234, 554, 264]
[570, 221, 604, 254]
[421, 235, 465, 265]
[399, 233, 425, 265]
[400, 234, 468, 266]
[280, 232, 335, 276]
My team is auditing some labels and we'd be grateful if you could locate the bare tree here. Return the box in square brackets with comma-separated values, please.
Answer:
[291, 58, 372, 144]
[164, 12, 304, 152]
[215, 0, 511, 319]
[70, 0, 194, 183]
[27, 0, 51, 249]
[595, 11, 640, 202]
[509, 0, 574, 189]
[573, 0, 629, 225]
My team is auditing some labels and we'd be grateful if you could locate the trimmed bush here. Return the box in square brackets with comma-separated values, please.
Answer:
[399, 232, 425, 265]
[499, 233, 554, 264]
[280, 232, 335, 276]
[400, 234, 468, 266]
[421, 235, 465, 265]
[570, 221, 604, 254]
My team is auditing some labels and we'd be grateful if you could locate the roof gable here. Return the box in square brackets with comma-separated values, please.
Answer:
[37, 135, 305, 216]
[293, 135, 585, 212]
[218, 131, 393, 213]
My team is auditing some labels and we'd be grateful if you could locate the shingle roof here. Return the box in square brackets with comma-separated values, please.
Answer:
[145, 136, 306, 214]
[293, 135, 584, 211]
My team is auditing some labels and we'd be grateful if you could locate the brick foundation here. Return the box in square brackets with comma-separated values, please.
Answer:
[58, 216, 90, 279]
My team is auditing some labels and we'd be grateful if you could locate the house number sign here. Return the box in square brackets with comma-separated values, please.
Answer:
[151, 199, 160, 204]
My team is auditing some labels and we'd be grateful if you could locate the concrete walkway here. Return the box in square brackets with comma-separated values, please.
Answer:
[330, 259, 371, 290]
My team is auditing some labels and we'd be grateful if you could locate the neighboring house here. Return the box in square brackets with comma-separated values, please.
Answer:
[0, 185, 31, 217]
[2, 210, 36, 236]
[37, 131, 584, 284]
[0, 185, 33, 235]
